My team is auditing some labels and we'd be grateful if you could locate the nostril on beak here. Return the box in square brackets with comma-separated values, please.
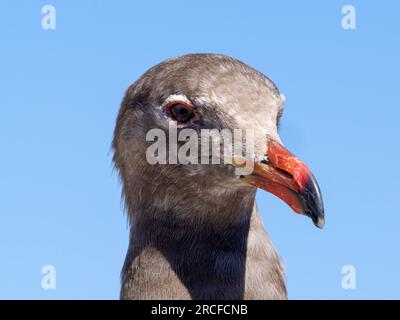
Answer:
[260, 155, 270, 164]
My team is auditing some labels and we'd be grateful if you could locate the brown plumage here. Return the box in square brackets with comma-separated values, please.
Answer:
[112, 54, 324, 299]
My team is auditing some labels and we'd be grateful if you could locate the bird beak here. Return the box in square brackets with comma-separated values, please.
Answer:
[240, 138, 325, 228]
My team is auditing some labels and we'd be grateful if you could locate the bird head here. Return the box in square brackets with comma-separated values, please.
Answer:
[113, 54, 324, 228]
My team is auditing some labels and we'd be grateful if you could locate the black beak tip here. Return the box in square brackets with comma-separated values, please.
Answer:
[312, 213, 325, 229]
[302, 172, 325, 229]
[303, 205, 325, 229]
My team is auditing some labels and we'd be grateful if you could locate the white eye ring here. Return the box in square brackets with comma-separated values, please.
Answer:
[161, 94, 191, 108]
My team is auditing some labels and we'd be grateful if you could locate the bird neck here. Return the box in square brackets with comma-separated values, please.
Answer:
[120, 198, 286, 299]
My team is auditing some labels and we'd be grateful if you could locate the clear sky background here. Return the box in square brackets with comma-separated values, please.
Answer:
[0, 0, 399, 299]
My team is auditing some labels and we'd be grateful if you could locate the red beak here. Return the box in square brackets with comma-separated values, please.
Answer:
[241, 138, 325, 228]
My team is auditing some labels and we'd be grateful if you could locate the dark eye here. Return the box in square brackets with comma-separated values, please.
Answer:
[167, 102, 195, 123]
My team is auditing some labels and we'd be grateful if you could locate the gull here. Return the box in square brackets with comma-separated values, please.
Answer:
[112, 54, 324, 299]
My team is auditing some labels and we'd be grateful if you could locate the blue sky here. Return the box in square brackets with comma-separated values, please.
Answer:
[0, 0, 399, 299]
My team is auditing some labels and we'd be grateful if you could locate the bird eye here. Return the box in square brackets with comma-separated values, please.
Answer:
[166, 102, 195, 123]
